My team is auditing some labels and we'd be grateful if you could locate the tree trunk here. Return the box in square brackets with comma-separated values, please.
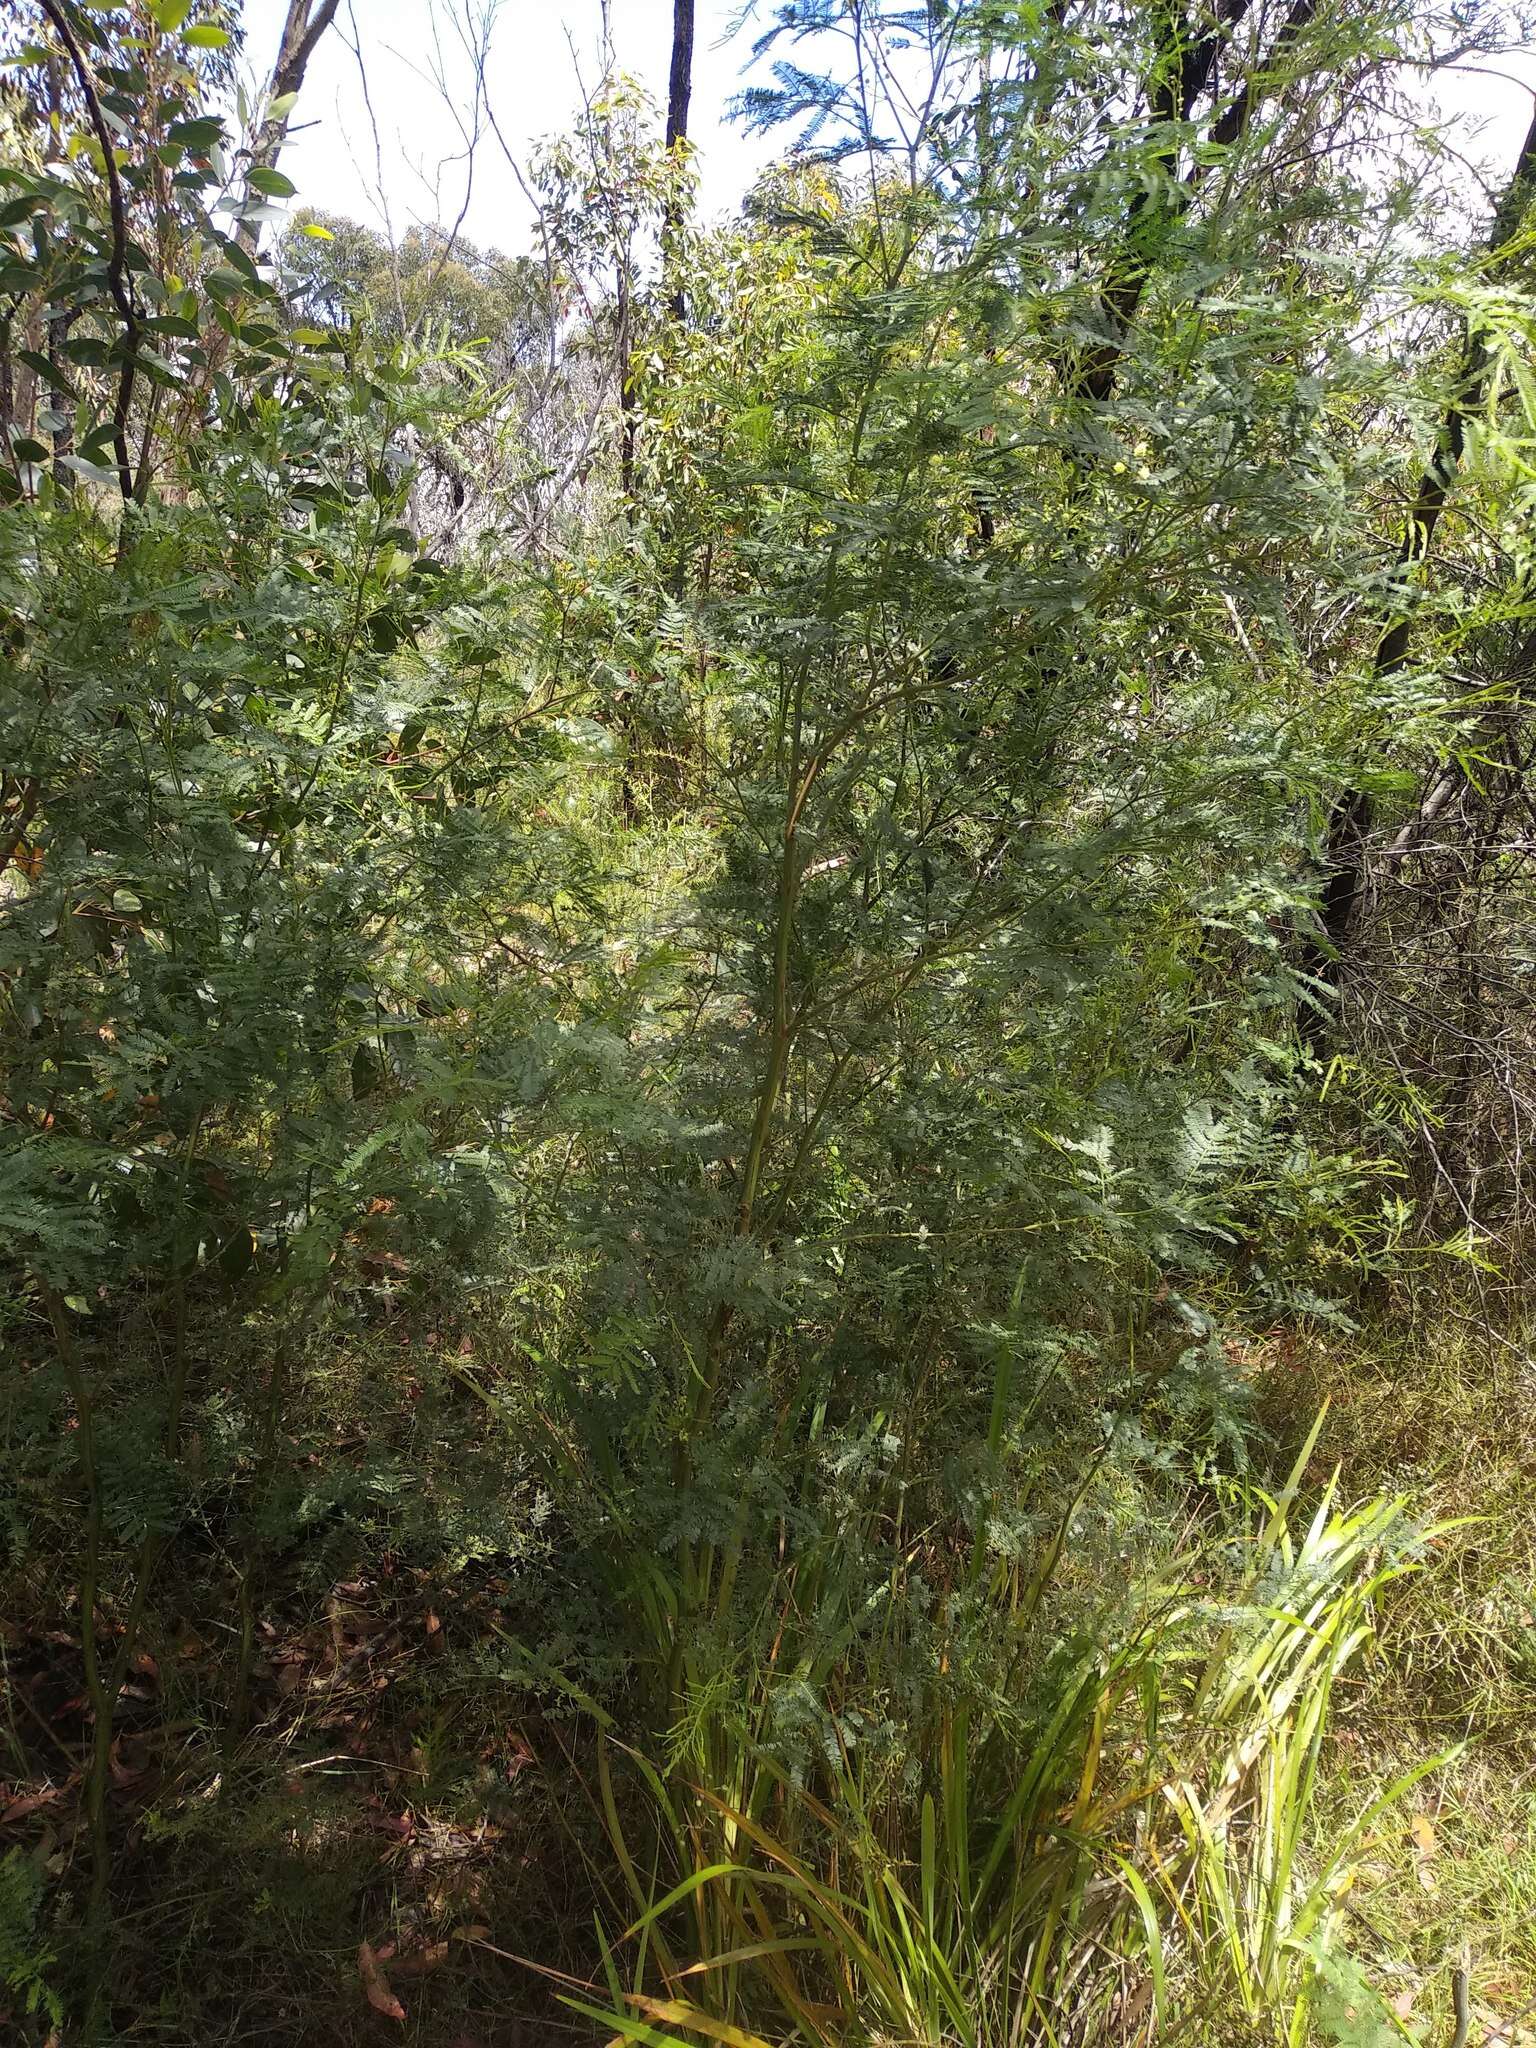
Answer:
[238, 0, 341, 253]
[1307, 105, 1536, 982]
[663, 0, 696, 321]
[665, 0, 695, 157]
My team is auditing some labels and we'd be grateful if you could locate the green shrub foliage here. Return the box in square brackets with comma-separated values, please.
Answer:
[1, 0, 1533, 2036]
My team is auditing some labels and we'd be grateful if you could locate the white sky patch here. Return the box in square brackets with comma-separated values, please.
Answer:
[238, 1, 1536, 256]
[239, 0, 783, 252]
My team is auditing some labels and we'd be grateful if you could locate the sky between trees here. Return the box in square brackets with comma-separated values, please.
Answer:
[239, 0, 782, 252]
[238, 0, 1536, 265]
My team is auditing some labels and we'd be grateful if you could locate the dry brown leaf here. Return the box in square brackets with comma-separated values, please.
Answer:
[358, 1939, 406, 2022]
[1409, 1813, 1438, 1892]
[1390, 1986, 1418, 2022]
[1484, 1979, 1528, 2003]
[108, 1737, 146, 1787]
[391, 1941, 449, 1979]
[366, 1808, 415, 1840]
[0, 1784, 64, 1825]
[1481, 2023, 1536, 2047]
[1109, 1973, 1155, 2035]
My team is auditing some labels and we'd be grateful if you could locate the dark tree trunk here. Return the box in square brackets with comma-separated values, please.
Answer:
[665, 0, 695, 156]
[1306, 105, 1536, 984]
[663, 0, 696, 321]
